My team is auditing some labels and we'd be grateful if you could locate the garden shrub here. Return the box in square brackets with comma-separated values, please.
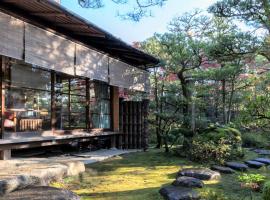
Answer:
[189, 125, 243, 164]
[263, 181, 270, 200]
[238, 173, 266, 192]
[242, 132, 269, 148]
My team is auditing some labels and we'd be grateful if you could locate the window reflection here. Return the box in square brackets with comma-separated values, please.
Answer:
[90, 81, 111, 129]
[4, 62, 51, 132]
[55, 75, 86, 129]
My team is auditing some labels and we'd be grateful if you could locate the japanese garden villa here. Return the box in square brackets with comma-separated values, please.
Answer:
[0, 0, 159, 159]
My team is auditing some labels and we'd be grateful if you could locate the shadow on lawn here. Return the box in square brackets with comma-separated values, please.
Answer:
[85, 149, 205, 173]
[78, 186, 163, 200]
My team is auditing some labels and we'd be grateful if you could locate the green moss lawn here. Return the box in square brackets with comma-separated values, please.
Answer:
[52, 149, 270, 200]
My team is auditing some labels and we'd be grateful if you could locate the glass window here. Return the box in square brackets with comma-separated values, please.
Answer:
[55, 75, 87, 129]
[90, 81, 111, 129]
[4, 61, 51, 132]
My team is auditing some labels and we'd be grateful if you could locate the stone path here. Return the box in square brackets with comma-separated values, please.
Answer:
[0, 149, 139, 197]
[159, 149, 270, 200]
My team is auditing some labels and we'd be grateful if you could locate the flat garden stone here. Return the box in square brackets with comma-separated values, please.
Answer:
[159, 185, 200, 200]
[225, 162, 248, 171]
[253, 158, 270, 165]
[178, 168, 221, 180]
[211, 165, 235, 174]
[245, 160, 265, 168]
[172, 176, 204, 188]
[1, 186, 80, 200]
[253, 149, 270, 155]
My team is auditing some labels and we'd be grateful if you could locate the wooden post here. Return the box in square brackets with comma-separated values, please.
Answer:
[138, 101, 142, 149]
[0, 149, 11, 160]
[133, 102, 137, 149]
[128, 102, 133, 149]
[125, 102, 129, 149]
[112, 86, 119, 131]
[110, 86, 119, 148]
[119, 98, 124, 149]
[0, 56, 3, 139]
[68, 78, 71, 129]
[86, 78, 90, 131]
[142, 99, 149, 151]
[51, 71, 56, 133]
[0, 57, 11, 160]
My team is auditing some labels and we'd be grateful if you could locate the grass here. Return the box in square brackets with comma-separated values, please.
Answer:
[52, 148, 270, 200]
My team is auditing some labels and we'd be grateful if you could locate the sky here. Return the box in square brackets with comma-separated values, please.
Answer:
[61, 0, 217, 44]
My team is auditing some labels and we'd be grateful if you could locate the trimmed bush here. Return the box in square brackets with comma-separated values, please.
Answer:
[189, 126, 243, 164]
[242, 132, 268, 148]
[263, 181, 270, 200]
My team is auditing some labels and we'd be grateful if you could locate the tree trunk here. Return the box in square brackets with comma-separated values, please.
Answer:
[178, 72, 190, 128]
[153, 69, 162, 148]
[227, 78, 235, 123]
[222, 79, 227, 124]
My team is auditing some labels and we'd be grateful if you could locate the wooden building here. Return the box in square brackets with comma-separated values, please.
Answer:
[0, 0, 159, 160]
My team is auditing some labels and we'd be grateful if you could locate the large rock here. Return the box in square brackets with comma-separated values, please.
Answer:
[211, 165, 235, 174]
[225, 162, 248, 171]
[1, 186, 80, 200]
[159, 185, 200, 200]
[253, 158, 270, 165]
[245, 160, 265, 169]
[178, 168, 220, 180]
[172, 176, 204, 188]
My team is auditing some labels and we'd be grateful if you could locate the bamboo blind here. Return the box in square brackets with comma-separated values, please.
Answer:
[109, 58, 150, 92]
[0, 12, 24, 60]
[75, 44, 109, 82]
[25, 24, 75, 75]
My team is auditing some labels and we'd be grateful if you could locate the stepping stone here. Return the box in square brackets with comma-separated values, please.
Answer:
[178, 168, 221, 180]
[2, 186, 80, 200]
[245, 160, 265, 168]
[253, 158, 270, 165]
[225, 162, 248, 171]
[159, 185, 200, 200]
[211, 165, 235, 174]
[172, 176, 204, 188]
[254, 149, 270, 155]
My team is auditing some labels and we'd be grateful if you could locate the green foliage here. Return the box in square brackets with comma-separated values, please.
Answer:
[242, 132, 269, 148]
[238, 173, 266, 192]
[263, 181, 270, 200]
[189, 126, 243, 164]
[201, 189, 229, 200]
[238, 174, 266, 185]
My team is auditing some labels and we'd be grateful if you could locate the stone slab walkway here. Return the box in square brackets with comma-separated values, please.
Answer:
[0, 149, 139, 196]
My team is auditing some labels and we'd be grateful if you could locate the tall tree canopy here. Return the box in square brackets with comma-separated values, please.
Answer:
[209, 0, 270, 60]
[78, 0, 167, 21]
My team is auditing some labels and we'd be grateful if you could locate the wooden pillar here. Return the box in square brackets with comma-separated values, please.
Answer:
[0, 149, 11, 160]
[110, 86, 119, 148]
[0, 57, 11, 160]
[112, 86, 119, 131]
[119, 98, 124, 149]
[68, 78, 71, 129]
[124, 102, 129, 149]
[138, 101, 142, 149]
[133, 102, 137, 149]
[128, 102, 133, 149]
[86, 78, 90, 131]
[0, 56, 3, 139]
[142, 99, 149, 151]
[51, 71, 56, 133]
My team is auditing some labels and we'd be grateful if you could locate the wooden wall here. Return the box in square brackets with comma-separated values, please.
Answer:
[119, 99, 149, 150]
